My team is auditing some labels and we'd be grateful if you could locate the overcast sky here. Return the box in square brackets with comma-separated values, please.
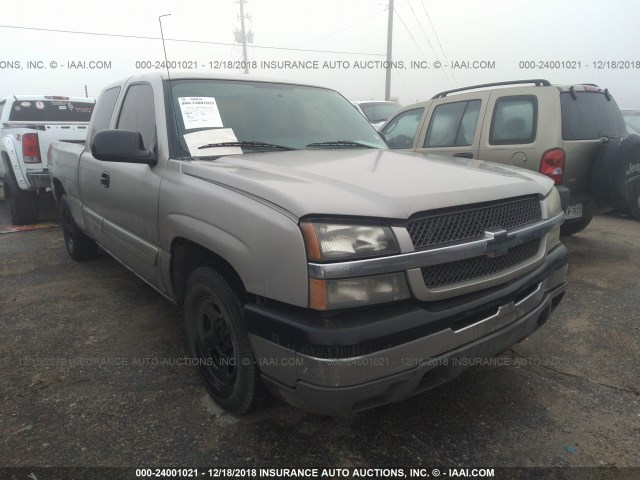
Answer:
[1, 0, 639, 106]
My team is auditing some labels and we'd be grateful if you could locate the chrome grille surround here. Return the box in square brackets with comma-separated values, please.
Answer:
[407, 196, 542, 250]
[420, 238, 542, 288]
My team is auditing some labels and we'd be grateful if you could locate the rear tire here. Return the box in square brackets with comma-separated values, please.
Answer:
[3, 171, 38, 225]
[560, 216, 593, 236]
[60, 194, 97, 261]
[184, 266, 264, 415]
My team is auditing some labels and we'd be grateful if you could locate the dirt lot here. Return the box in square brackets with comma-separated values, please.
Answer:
[1, 191, 639, 470]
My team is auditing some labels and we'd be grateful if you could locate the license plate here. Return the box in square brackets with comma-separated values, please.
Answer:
[565, 202, 583, 219]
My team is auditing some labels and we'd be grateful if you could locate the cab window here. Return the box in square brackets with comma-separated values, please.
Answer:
[424, 100, 480, 147]
[382, 108, 424, 149]
[490, 95, 537, 144]
[90, 87, 121, 142]
[117, 83, 156, 149]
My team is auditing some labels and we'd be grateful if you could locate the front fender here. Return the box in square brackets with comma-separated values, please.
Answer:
[159, 170, 309, 308]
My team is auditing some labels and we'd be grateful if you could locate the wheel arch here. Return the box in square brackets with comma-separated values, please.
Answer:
[1, 150, 11, 174]
[1, 137, 27, 189]
[170, 237, 248, 307]
[52, 177, 66, 202]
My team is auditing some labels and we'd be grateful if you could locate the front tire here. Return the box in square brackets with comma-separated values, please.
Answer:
[4, 171, 38, 225]
[60, 194, 97, 261]
[184, 266, 263, 415]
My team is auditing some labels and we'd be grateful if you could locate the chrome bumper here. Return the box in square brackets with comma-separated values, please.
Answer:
[26, 171, 51, 189]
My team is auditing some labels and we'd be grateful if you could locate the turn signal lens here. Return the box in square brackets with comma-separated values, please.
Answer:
[309, 273, 410, 310]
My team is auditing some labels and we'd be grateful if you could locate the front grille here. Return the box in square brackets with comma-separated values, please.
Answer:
[407, 196, 542, 249]
[421, 238, 542, 288]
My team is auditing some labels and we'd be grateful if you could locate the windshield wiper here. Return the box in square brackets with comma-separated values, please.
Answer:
[198, 141, 294, 151]
[305, 140, 376, 149]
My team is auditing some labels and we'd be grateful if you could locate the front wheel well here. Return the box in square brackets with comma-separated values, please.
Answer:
[170, 238, 247, 307]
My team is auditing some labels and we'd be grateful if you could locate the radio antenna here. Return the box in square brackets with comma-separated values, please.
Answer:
[159, 14, 185, 159]
[159, 14, 172, 80]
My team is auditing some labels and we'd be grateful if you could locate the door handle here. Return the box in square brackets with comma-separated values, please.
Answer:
[100, 172, 110, 188]
[453, 152, 473, 158]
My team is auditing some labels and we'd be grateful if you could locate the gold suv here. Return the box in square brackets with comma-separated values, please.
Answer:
[380, 80, 640, 234]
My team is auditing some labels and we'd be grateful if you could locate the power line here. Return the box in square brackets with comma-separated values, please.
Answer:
[405, 0, 452, 86]
[405, 2, 439, 61]
[392, 68, 411, 101]
[419, 0, 456, 84]
[392, 7, 445, 88]
[0, 24, 385, 57]
[291, 9, 387, 48]
[392, 8, 429, 59]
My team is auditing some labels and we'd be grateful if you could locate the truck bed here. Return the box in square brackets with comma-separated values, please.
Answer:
[48, 141, 84, 199]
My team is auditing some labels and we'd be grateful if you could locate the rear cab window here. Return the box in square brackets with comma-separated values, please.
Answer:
[489, 95, 537, 145]
[560, 92, 627, 140]
[8, 99, 94, 123]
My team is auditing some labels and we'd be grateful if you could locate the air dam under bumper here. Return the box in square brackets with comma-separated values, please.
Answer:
[247, 244, 568, 415]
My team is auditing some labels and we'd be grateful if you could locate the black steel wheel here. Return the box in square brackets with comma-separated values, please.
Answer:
[184, 266, 263, 414]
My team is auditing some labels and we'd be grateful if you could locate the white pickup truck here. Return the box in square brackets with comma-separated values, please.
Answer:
[0, 95, 95, 224]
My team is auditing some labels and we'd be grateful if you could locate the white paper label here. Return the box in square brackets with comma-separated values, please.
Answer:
[178, 97, 223, 130]
[183, 128, 242, 157]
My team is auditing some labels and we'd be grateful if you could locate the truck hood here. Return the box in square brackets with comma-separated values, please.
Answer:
[181, 150, 554, 220]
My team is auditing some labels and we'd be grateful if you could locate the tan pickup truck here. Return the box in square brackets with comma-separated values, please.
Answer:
[48, 73, 568, 415]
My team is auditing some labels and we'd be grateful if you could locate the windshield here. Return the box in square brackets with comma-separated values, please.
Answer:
[358, 102, 402, 124]
[169, 79, 386, 157]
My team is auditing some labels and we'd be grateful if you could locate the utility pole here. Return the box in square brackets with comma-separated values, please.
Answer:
[235, 0, 251, 74]
[385, 0, 394, 101]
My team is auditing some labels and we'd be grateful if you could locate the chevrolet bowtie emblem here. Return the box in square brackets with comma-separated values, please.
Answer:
[485, 228, 517, 257]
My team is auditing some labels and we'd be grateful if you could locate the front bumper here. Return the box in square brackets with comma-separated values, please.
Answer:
[246, 244, 568, 415]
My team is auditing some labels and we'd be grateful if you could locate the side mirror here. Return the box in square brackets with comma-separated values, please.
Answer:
[91, 130, 157, 165]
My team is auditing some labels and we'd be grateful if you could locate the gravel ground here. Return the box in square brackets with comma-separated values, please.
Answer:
[0, 190, 639, 471]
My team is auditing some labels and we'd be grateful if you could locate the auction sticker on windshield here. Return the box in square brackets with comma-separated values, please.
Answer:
[179, 97, 223, 129]
[183, 128, 242, 156]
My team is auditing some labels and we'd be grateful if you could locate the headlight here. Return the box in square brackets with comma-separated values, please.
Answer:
[544, 187, 562, 218]
[301, 222, 399, 261]
[310, 273, 410, 310]
[544, 187, 562, 249]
